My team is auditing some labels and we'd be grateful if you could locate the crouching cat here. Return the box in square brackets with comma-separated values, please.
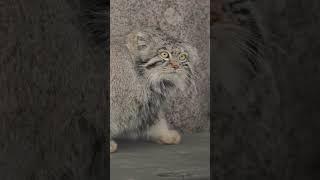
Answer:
[110, 27, 198, 153]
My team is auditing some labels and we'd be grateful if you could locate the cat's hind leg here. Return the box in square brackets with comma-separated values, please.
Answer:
[146, 113, 181, 145]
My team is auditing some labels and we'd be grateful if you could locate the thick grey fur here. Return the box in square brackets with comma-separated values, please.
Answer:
[110, 27, 198, 150]
[110, 0, 210, 132]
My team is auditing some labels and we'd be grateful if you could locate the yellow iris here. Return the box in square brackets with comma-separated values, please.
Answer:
[179, 53, 188, 61]
[159, 51, 170, 59]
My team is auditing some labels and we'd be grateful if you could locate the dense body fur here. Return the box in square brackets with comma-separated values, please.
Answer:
[212, 0, 268, 95]
[110, 27, 198, 152]
[212, 0, 283, 179]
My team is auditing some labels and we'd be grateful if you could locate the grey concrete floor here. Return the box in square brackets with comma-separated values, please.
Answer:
[110, 132, 210, 180]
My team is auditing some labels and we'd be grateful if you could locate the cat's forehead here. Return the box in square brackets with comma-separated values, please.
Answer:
[159, 43, 186, 52]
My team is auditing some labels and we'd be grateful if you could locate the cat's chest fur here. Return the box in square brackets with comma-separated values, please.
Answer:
[110, 39, 164, 131]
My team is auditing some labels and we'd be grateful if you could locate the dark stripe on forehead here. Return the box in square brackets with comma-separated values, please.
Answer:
[160, 44, 183, 52]
[161, 37, 179, 45]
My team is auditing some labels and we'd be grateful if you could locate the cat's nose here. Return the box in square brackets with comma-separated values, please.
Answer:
[169, 60, 179, 69]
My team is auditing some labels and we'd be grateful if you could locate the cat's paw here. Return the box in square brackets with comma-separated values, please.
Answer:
[155, 130, 181, 145]
[110, 140, 118, 153]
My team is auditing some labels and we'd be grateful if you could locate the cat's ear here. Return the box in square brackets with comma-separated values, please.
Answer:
[126, 31, 152, 56]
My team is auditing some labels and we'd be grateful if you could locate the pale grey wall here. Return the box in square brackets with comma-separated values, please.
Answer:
[111, 0, 210, 132]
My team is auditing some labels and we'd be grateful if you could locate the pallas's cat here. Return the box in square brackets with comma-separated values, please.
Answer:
[110, 27, 198, 153]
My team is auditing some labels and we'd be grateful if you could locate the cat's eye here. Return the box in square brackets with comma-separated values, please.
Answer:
[179, 53, 188, 61]
[159, 51, 170, 60]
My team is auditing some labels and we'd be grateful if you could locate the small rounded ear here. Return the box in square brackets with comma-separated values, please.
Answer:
[126, 31, 152, 57]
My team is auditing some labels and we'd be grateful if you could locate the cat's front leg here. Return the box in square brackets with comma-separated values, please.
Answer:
[110, 139, 118, 153]
[110, 119, 120, 153]
[110, 126, 118, 153]
[146, 112, 181, 145]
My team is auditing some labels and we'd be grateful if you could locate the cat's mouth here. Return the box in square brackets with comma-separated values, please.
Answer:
[164, 68, 184, 75]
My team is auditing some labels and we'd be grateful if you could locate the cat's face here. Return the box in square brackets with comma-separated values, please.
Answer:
[126, 29, 198, 94]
